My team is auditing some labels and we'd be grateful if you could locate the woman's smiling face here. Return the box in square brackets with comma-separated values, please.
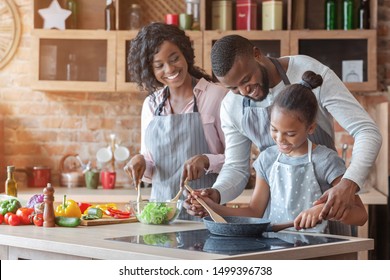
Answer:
[152, 41, 188, 89]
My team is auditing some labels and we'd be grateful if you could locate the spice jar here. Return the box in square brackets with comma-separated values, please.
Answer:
[128, 4, 141, 30]
[262, 0, 283, 31]
[236, 0, 257, 30]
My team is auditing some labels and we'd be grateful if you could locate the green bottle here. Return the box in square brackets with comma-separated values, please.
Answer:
[65, 0, 78, 29]
[325, 0, 336, 30]
[343, 0, 353, 30]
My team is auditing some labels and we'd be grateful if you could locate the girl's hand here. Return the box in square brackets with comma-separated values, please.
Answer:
[294, 204, 323, 230]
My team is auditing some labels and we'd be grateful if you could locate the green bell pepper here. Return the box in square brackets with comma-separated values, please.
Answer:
[0, 199, 22, 215]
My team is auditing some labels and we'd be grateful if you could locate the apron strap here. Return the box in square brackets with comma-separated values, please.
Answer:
[307, 139, 313, 162]
[269, 57, 291, 85]
[155, 78, 199, 115]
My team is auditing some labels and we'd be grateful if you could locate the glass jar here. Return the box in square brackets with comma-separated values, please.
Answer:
[128, 4, 141, 30]
[66, 54, 78, 81]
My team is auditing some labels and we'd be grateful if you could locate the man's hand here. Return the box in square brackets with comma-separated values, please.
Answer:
[313, 178, 359, 220]
[183, 187, 221, 217]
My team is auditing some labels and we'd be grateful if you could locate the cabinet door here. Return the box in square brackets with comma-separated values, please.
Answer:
[116, 31, 203, 92]
[290, 30, 377, 92]
[31, 30, 116, 92]
[203, 30, 290, 76]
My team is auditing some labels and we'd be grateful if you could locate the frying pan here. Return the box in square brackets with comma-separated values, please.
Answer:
[203, 216, 294, 237]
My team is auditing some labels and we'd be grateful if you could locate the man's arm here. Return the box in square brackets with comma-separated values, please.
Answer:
[316, 69, 382, 218]
[211, 93, 252, 204]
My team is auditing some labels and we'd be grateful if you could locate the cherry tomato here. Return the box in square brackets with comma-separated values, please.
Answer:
[0, 213, 3, 224]
[33, 213, 43, 227]
[16, 207, 34, 225]
[8, 213, 21, 226]
[4, 212, 13, 225]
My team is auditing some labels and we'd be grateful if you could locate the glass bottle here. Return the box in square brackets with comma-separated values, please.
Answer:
[325, 0, 336, 30]
[128, 4, 141, 30]
[5, 166, 17, 197]
[66, 54, 78, 81]
[358, 0, 370, 29]
[105, 0, 116, 31]
[343, 0, 353, 30]
[65, 0, 78, 29]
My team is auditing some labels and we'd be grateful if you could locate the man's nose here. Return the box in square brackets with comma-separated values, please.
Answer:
[238, 85, 251, 96]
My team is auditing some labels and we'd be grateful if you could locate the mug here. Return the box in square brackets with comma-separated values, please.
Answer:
[101, 171, 116, 189]
[85, 170, 100, 189]
[179, 13, 193, 30]
[165, 13, 179, 26]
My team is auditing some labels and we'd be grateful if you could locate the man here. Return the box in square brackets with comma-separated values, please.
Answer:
[185, 35, 381, 223]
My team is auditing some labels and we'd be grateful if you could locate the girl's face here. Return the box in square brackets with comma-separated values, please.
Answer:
[270, 106, 316, 156]
[152, 41, 188, 89]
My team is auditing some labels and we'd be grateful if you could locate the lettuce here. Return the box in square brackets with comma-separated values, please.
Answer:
[138, 202, 173, 224]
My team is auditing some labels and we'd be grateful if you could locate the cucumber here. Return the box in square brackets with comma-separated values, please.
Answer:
[55, 216, 81, 227]
[87, 207, 103, 218]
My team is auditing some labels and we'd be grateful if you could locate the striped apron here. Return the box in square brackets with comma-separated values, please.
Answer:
[241, 58, 351, 235]
[144, 87, 218, 220]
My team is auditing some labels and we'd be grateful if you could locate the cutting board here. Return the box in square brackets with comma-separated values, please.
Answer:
[80, 216, 138, 226]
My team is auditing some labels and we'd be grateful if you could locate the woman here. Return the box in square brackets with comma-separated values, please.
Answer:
[125, 23, 227, 218]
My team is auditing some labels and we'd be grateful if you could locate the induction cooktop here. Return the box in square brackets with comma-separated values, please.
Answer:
[107, 229, 344, 256]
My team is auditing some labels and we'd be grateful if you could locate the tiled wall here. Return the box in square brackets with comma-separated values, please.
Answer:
[0, 0, 389, 192]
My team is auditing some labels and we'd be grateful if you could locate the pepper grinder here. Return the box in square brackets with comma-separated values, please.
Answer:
[43, 183, 55, 227]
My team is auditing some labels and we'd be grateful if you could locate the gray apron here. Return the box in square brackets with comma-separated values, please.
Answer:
[268, 140, 328, 233]
[242, 58, 351, 235]
[144, 85, 218, 220]
[241, 57, 336, 152]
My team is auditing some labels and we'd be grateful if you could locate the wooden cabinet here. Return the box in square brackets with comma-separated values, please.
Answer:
[202, 0, 378, 92]
[31, 0, 378, 93]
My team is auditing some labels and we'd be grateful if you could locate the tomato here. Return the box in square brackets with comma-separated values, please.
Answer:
[16, 207, 34, 225]
[33, 213, 43, 227]
[0, 213, 3, 224]
[4, 212, 13, 225]
[8, 213, 21, 226]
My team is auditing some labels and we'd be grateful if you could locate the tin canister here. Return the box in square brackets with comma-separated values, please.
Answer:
[262, 1, 283, 31]
[236, 0, 257, 30]
[212, 0, 232, 31]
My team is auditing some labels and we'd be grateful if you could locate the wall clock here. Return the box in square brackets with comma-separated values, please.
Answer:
[0, 0, 22, 69]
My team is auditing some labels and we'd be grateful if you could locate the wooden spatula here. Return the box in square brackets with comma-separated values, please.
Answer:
[184, 181, 227, 223]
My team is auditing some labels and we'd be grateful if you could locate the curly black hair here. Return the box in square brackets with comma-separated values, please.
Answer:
[211, 35, 254, 77]
[128, 22, 212, 95]
[271, 71, 323, 126]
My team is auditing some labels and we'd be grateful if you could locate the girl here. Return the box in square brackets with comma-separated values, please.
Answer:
[192, 71, 367, 232]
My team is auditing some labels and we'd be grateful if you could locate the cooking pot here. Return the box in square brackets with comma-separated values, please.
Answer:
[15, 166, 51, 188]
[203, 216, 294, 237]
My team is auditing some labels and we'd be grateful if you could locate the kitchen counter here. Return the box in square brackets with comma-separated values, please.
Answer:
[0, 220, 373, 260]
[15, 185, 388, 206]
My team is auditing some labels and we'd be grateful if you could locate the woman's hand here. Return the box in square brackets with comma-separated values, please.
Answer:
[180, 154, 210, 184]
[124, 154, 146, 186]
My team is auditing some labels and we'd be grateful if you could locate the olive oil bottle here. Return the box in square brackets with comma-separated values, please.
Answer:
[5, 165, 17, 197]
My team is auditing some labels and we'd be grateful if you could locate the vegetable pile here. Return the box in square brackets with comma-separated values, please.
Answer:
[137, 202, 174, 224]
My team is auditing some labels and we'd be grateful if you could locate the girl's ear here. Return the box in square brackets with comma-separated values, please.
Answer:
[308, 122, 317, 135]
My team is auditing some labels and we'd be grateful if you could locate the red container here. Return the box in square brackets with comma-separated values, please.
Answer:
[165, 14, 179, 26]
[236, 0, 257, 30]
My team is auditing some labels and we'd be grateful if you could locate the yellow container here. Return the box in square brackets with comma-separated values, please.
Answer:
[262, 1, 283, 31]
[212, 0, 232, 30]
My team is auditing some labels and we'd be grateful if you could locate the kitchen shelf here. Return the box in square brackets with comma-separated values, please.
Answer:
[31, 29, 116, 92]
[31, 0, 379, 93]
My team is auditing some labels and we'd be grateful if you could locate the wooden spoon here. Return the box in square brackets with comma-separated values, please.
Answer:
[184, 182, 227, 223]
[170, 186, 183, 203]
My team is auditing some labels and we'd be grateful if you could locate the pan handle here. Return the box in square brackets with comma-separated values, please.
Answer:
[269, 221, 295, 232]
